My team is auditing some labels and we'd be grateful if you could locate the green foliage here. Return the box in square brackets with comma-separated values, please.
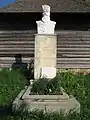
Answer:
[1, 71, 90, 120]
[31, 73, 62, 95]
[60, 72, 90, 102]
[31, 77, 49, 94]
[60, 71, 90, 119]
[0, 69, 27, 107]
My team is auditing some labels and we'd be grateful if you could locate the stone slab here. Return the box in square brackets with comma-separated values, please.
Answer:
[34, 34, 57, 79]
[12, 86, 80, 114]
[23, 96, 80, 114]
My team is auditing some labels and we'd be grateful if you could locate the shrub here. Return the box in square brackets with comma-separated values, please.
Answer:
[31, 72, 62, 95]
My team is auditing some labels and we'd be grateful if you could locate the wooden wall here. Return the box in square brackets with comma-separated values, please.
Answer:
[0, 30, 90, 69]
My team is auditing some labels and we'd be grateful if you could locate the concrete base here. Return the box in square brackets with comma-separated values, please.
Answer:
[34, 34, 57, 79]
[12, 86, 80, 114]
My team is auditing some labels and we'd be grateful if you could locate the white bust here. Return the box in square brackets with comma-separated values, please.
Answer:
[36, 5, 56, 34]
[42, 5, 50, 23]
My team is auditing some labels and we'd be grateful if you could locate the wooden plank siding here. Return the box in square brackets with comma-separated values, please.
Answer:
[0, 30, 90, 69]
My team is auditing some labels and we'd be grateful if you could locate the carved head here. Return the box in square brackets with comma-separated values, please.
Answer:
[42, 5, 50, 16]
[42, 5, 50, 12]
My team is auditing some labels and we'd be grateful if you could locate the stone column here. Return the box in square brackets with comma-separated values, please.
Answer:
[34, 34, 57, 79]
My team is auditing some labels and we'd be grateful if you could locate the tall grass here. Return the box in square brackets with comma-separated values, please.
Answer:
[0, 69, 27, 107]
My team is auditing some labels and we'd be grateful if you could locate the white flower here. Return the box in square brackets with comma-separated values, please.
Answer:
[30, 80, 34, 85]
[9, 68, 12, 71]
[49, 89, 52, 92]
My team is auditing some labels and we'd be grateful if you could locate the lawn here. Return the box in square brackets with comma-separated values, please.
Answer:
[0, 70, 90, 120]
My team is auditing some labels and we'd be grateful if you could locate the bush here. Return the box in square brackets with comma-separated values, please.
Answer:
[0, 69, 27, 107]
[31, 73, 62, 95]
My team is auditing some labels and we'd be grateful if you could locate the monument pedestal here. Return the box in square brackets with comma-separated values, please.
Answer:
[34, 34, 57, 79]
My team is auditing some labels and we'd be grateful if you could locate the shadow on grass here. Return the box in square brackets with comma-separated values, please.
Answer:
[12, 54, 34, 84]
[25, 58, 34, 82]
[0, 105, 12, 116]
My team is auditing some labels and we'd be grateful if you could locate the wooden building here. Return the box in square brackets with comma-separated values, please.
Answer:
[0, 0, 90, 12]
[0, 0, 90, 69]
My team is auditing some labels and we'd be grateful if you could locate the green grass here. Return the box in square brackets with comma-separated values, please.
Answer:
[60, 71, 90, 120]
[0, 71, 90, 120]
[0, 69, 27, 107]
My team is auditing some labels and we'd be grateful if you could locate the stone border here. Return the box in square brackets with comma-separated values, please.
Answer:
[23, 96, 80, 114]
[12, 86, 28, 111]
[22, 86, 69, 100]
[12, 85, 80, 114]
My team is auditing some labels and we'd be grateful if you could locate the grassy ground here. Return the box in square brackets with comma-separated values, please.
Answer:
[0, 70, 90, 120]
[0, 68, 27, 117]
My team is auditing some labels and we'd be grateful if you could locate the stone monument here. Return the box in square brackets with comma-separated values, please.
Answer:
[12, 5, 80, 115]
[36, 5, 56, 34]
[34, 5, 57, 79]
